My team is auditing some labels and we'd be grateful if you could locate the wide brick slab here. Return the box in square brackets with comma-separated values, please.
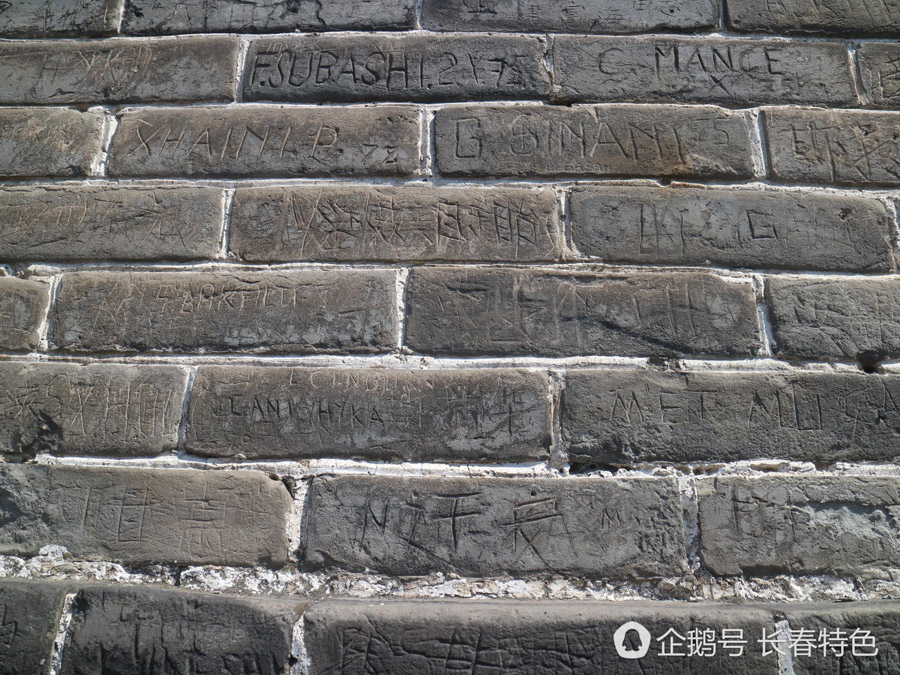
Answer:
[405, 267, 760, 357]
[51, 270, 397, 354]
[727, 0, 900, 36]
[0, 581, 69, 675]
[0, 362, 186, 457]
[230, 185, 563, 263]
[185, 367, 550, 462]
[0, 184, 223, 262]
[0, 464, 290, 566]
[0, 277, 49, 351]
[859, 43, 900, 109]
[244, 34, 550, 103]
[108, 106, 419, 177]
[304, 475, 685, 577]
[569, 186, 895, 272]
[0, 108, 103, 178]
[0, 0, 120, 37]
[435, 105, 754, 179]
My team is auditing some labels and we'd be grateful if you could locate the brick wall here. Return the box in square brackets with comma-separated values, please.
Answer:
[2, 1, 900, 673]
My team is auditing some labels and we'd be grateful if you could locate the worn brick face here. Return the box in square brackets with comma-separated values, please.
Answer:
[0, 108, 104, 178]
[0, 277, 49, 352]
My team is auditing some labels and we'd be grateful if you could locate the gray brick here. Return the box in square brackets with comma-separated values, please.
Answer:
[405, 267, 760, 358]
[230, 186, 563, 263]
[435, 105, 754, 179]
[0, 108, 103, 178]
[0, 464, 290, 567]
[765, 108, 900, 186]
[244, 34, 550, 103]
[562, 368, 900, 465]
[553, 36, 856, 106]
[0, 184, 223, 262]
[0, 0, 120, 37]
[569, 186, 895, 272]
[767, 277, 900, 361]
[421, 0, 718, 33]
[304, 475, 685, 577]
[52, 270, 397, 354]
[108, 106, 420, 178]
[185, 367, 550, 462]
[859, 43, 900, 109]
[122, 0, 417, 34]
[0, 277, 49, 352]
[0, 581, 70, 675]
[0, 363, 186, 457]
[727, 0, 900, 36]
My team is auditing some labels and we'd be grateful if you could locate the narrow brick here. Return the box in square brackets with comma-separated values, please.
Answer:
[52, 270, 397, 354]
[304, 475, 685, 577]
[108, 106, 420, 178]
[421, 0, 718, 33]
[435, 105, 754, 179]
[0, 363, 186, 457]
[122, 0, 417, 34]
[767, 277, 900, 361]
[698, 476, 900, 576]
[0, 277, 49, 352]
[405, 267, 760, 358]
[553, 36, 856, 106]
[0, 464, 290, 567]
[0, 0, 120, 37]
[859, 43, 900, 109]
[570, 186, 895, 272]
[562, 369, 900, 465]
[230, 186, 563, 263]
[765, 108, 900, 186]
[727, 0, 900, 36]
[185, 367, 550, 462]
[0, 184, 223, 262]
[244, 34, 550, 103]
[0, 581, 70, 675]
[0, 108, 103, 178]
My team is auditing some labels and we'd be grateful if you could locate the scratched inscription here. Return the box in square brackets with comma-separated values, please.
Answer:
[859, 43, 900, 108]
[0, 0, 121, 37]
[727, 0, 900, 35]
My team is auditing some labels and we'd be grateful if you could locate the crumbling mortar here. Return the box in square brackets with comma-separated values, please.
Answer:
[48, 591, 77, 675]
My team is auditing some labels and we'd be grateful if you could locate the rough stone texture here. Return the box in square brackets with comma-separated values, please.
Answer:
[435, 105, 754, 179]
[0, 184, 223, 262]
[244, 34, 550, 103]
[0, 108, 103, 178]
[108, 106, 420, 178]
[0, 277, 49, 352]
[767, 277, 900, 362]
[230, 186, 563, 263]
[421, 0, 718, 33]
[562, 368, 900, 465]
[60, 585, 306, 675]
[553, 36, 856, 106]
[0, 581, 69, 675]
[185, 367, 551, 462]
[0, 464, 290, 567]
[569, 186, 895, 272]
[122, 0, 417, 34]
[698, 476, 900, 576]
[0, 362, 186, 457]
[52, 270, 397, 354]
[405, 267, 760, 357]
[765, 108, 900, 187]
[0, 0, 120, 37]
[727, 0, 900, 36]
[304, 475, 685, 578]
[859, 43, 900, 109]
[305, 600, 776, 675]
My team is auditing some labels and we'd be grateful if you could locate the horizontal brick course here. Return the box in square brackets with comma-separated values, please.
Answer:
[0, 277, 49, 352]
[726, 0, 900, 36]
[0, 108, 104, 178]
[0, 0, 120, 37]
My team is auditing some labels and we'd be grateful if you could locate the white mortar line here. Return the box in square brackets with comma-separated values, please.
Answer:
[217, 188, 235, 259]
[775, 619, 796, 675]
[848, 41, 872, 107]
[395, 266, 412, 353]
[747, 108, 769, 179]
[547, 369, 566, 470]
[110, 0, 126, 33]
[175, 365, 198, 451]
[751, 274, 775, 357]
[291, 610, 312, 675]
[885, 198, 900, 270]
[234, 38, 251, 102]
[48, 592, 77, 675]
[286, 478, 308, 564]
[88, 108, 119, 177]
[414, 0, 424, 30]
[679, 475, 701, 572]
[31, 274, 61, 354]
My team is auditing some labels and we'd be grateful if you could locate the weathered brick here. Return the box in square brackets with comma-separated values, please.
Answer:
[0, 464, 290, 566]
[0, 581, 69, 675]
[0, 184, 223, 262]
[305, 600, 776, 675]
[562, 368, 900, 465]
[60, 585, 305, 675]
[304, 475, 685, 577]
[405, 267, 760, 357]
[244, 34, 550, 103]
[52, 270, 397, 354]
[727, 0, 900, 36]
[108, 106, 420, 177]
[230, 186, 563, 263]
[421, 0, 718, 33]
[767, 277, 900, 361]
[698, 476, 900, 575]
[765, 108, 900, 186]
[435, 105, 754, 179]
[0, 277, 49, 351]
[553, 36, 856, 106]
[185, 367, 550, 462]
[0, 108, 103, 178]
[122, 0, 417, 34]
[859, 43, 900, 109]
[0, 0, 120, 37]
[0, 363, 186, 457]
[569, 186, 895, 272]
